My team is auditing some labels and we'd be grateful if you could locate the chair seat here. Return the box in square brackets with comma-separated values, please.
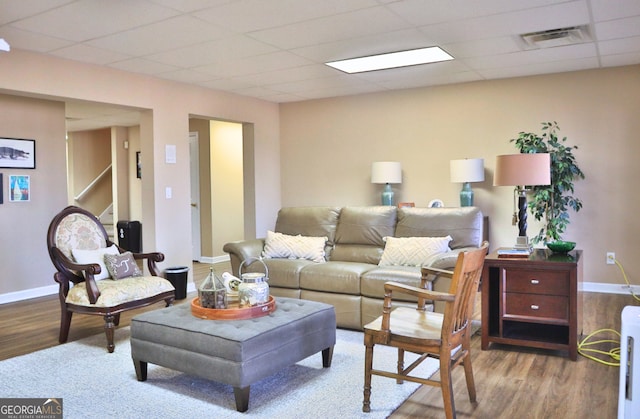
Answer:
[66, 276, 175, 307]
[364, 307, 443, 341]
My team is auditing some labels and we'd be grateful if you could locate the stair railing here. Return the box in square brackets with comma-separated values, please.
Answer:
[74, 164, 112, 202]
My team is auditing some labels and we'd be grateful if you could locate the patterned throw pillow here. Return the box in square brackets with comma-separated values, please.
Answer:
[71, 245, 120, 280]
[262, 230, 328, 263]
[378, 236, 452, 267]
[103, 251, 143, 280]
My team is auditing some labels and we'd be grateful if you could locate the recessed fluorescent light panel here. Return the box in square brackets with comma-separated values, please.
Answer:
[326, 46, 453, 74]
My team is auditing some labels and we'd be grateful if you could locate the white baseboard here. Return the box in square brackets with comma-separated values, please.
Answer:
[0, 255, 231, 305]
[582, 282, 640, 296]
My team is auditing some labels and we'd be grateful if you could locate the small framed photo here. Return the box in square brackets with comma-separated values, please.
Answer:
[0, 173, 3, 204]
[0, 138, 36, 169]
[9, 175, 30, 202]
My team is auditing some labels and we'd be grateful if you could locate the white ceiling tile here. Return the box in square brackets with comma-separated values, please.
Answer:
[108, 57, 180, 75]
[595, 16, 640, 41]
[291, 28, 434, 62]
[157, 68, 215, 84]
[248, 6, 408, 50]
[146, 35, 277, 68]
[194, 50, 314, 78]
[51, 44, 131, 65]
[194, 0, 377, 32]
[148, 0, 233, 13]
[465, 43, 598, 70]
[232, 64, 336, 86]
[0, 26, 72, 52]
[11, 0, 181, 42]
[86, 15, 232, 56]
[386, 0, 566, 26]
[443, 36, 521, 58]
[478, 57, 599, 79]
[0, 0, 74, 25]
[601, 52, 640, 67]
[419, 2, 591, 44]
[590, 0, 640, 21]
[599, 36, 640, 55]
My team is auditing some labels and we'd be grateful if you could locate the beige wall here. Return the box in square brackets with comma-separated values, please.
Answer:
[280, 65, 640, 286]
[0, 94, 67, 294]
[0, 49, 279, 298]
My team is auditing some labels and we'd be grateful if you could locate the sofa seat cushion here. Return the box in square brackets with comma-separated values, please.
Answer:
[361, 266, 423, 301]
[300, 262, 376, 295]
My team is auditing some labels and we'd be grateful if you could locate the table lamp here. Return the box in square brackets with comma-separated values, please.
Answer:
[494, 153, 551, 250]
[450, 158, 484, 206]
[371, 162, 402, 206]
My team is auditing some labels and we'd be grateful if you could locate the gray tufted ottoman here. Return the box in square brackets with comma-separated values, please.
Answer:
[130, 297, 336, 412]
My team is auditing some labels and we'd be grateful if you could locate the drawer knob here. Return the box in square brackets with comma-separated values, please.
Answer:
[531, 304, 540, 310]
[531, 279, 540, 284]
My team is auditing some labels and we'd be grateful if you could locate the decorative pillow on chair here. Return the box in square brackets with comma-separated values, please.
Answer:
[71, 245, 120, 280]
[262, 230, 328, 263]
[104, 251, 143, 280]
[378, 236, 452, 267]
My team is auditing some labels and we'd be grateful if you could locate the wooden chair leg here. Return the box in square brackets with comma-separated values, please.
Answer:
[363, 338, 374, 413]
[104, 314, 116, 353]
[397, 348, 405, 384]
[440, 355, 456, 419]
[462, 351, 477, 402]
[58, 308, 72, 344]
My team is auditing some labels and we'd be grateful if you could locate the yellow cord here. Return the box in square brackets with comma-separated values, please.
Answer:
[577, 259, 639, 365]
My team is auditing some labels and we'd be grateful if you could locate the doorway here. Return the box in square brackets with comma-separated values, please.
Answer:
[189, 119, 245, 264]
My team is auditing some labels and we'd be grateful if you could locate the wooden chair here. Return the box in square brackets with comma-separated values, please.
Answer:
[363, 242, 489, 419]
[47, 205, 175, 353]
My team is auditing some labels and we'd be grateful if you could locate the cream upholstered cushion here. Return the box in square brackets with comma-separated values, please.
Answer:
[71, 245, 120, 280]
[378, 236, 452, 267]
[65, 276, 174, 307]
[104, 251, 143, 279]
[262, 230, 328, 263]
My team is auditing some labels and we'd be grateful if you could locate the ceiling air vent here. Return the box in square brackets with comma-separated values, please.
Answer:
[519, 25, 591, 49]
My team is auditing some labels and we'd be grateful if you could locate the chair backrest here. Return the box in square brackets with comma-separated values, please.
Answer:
[47, 206, 110, 284]
[441, 242, 489, 346]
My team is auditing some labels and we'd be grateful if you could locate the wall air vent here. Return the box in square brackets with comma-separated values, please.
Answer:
[519, 25, 591, 49]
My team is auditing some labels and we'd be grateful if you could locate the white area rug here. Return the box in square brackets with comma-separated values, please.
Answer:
[2, 328, 439, 418]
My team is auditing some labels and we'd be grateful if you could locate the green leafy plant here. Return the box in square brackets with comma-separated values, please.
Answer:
[511, 121, 585, 244]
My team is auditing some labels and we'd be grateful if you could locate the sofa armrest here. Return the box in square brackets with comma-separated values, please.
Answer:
[223, 239, 265, 277]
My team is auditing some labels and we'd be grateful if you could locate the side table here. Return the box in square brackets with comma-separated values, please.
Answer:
[481, 248, 583, 361]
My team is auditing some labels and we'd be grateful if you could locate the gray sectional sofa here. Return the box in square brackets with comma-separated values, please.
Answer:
[223, 206, 484, 330]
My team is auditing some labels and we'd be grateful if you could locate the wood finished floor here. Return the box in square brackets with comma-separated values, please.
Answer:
[0, 261, 631, 418]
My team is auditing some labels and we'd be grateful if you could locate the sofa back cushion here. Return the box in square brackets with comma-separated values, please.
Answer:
[332, 206, 397, 264]
[275, 207, 341, 257]
[395, 207, 483, 249]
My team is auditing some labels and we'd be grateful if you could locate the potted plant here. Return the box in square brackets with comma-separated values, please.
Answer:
[511, 121, 585, 246]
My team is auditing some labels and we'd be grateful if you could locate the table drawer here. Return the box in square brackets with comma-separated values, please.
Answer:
[505, 269, 569, 296]
[504, 293, 569, 322]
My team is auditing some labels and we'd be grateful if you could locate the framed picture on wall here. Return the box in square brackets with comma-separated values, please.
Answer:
[0, 173, 3, 204]
[9, 175, 30, 202]
[136, 151, 142, 179]
[0, 138, 36, 169]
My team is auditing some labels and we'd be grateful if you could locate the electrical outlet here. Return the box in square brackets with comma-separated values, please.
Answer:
[606, 252, 616, 265]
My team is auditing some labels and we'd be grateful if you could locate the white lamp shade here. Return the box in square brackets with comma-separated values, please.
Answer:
[371, 161, 402, 184]
[494, 153, 551, 186]
[450, 158, 485, 183]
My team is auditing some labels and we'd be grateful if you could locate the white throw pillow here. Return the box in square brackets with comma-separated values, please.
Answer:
[262, 231, 327, 263]
[378, 236, 452, 267]
[71, 245, 120, 280]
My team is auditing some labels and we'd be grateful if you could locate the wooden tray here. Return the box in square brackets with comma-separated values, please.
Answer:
[190, 296, 276, 320]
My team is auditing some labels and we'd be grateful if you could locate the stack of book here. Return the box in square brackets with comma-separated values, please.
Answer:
[497, 248, 531, 258]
